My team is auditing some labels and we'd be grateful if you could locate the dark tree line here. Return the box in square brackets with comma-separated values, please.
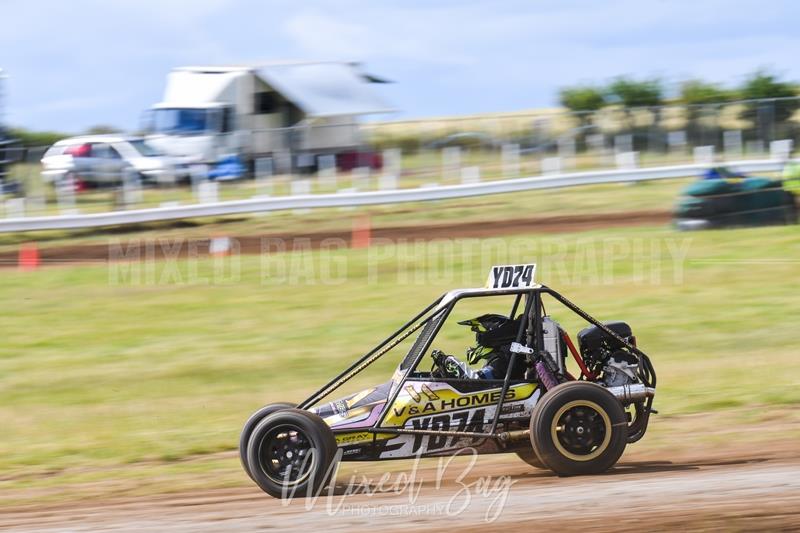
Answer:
[559, 70, 800, 150]
[560, 70, 797, 111]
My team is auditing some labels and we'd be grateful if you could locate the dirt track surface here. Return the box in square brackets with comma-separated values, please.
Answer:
[0, 210, 670, 267]
[4, 450, 799, 532]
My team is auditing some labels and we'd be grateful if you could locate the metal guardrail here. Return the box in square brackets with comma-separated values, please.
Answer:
[0, 157, 791, 233]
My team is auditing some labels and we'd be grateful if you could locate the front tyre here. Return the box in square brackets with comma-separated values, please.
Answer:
[239, 402, 296, 480]
[246, 409, 338, 499]
[531, 382, 627, 476]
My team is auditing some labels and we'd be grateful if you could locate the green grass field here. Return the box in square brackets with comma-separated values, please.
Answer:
[0, 221, 798, 505]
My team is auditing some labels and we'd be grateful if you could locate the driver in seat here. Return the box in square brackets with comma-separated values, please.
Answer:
[432, 314, 528, 380]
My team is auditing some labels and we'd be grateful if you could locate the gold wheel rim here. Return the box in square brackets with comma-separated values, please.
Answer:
[550, 399, 611, 462]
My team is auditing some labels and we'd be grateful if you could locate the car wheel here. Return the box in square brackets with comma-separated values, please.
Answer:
[239, 402, 296, 480]
[246, 409, 338, 499]
[515, 448, 546, 469]
[530, 382, 627, 476]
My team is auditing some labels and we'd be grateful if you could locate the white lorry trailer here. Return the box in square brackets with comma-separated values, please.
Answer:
[144, 62, 393, 173]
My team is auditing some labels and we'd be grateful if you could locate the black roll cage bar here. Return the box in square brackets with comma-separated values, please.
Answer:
[298, 285, 656, 444]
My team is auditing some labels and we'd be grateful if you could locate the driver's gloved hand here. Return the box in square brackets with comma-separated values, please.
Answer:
[430, 349, 450, 378]
[431, 349, 447, 368]
[442, 355, 480, 379]
[431, 349, 480, 379]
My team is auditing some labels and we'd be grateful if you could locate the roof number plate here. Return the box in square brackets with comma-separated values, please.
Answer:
[487, 264, 536, 289]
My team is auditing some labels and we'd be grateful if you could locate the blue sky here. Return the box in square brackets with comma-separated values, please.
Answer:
[2, 0, 799, 132]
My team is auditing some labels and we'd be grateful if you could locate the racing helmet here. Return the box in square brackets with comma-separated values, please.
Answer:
[458, 314, 522, 364]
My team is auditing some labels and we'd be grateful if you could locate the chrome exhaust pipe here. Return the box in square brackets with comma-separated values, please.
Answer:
[606, 383, 655, 403]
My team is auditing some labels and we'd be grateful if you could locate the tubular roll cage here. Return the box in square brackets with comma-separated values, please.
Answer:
[298, 285, 657, 444]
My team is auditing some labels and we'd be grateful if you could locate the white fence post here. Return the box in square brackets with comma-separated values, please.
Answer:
[770, 139, 793, 161]
[501, 143, 520, 178]
[541, 157, 562, 175]
[693, 146, 715, 165]
[442, 146, 461, 181]
[723, 130, 743, 160]
[56, 173, 77, 215]
[291, 179, 311, 214]
[378, 173, 397, 191]
[190, 164, 208, 199]
[352, 166, 370, 191]
[317, 155, 337, 190]
[290, 178, 310, 196]
[197, 180, 219, 204]
[615, 151, 639, 170]
[558, 137, 576, 169]
[5, 197, 25, 218]
[255, 157, 274, 196]
[122, 167, 143, 207]
[383, 148, 402, 177]
[460, 166, 480, 185]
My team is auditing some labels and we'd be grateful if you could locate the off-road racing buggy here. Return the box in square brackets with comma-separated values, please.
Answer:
[240, 264, 657, 498]
[674, 167, 797, 230]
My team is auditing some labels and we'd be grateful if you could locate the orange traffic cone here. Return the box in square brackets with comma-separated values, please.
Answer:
[351, 214, 371, 249]
[18, 242, 40, 271]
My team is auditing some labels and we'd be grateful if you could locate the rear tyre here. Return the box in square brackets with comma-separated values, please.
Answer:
[246, 409, 338, 499]
[239, 402, 296, 480]
[515, 448, 546, 469]
[531, 382, 627, 476]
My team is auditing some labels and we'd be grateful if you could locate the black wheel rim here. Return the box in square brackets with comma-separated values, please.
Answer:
[257, 423, 315, 486]
[553, 401, 609, 459]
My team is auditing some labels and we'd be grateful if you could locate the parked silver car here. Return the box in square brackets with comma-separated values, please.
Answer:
[41, 135, 183, 186]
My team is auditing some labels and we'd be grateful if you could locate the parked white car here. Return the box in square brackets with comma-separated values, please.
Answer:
[41, 135, 183, 186]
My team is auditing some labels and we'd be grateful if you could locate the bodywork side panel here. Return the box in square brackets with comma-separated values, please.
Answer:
[310, 379, 540, 460]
